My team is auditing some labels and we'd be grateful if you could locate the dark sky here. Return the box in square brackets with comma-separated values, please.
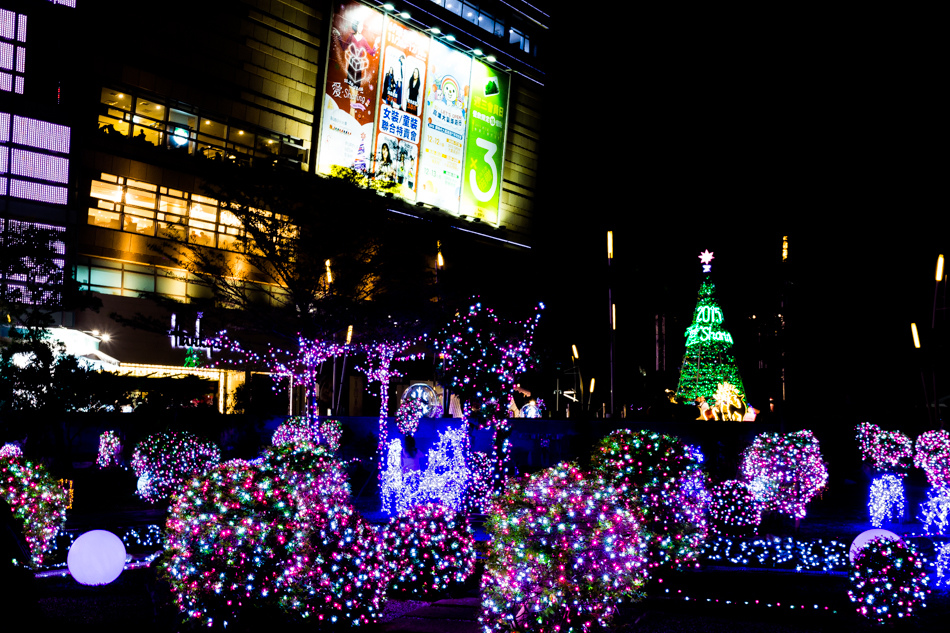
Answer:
[528, 10, 945, 426]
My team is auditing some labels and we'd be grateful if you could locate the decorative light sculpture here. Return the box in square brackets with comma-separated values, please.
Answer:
[708, 480, 763, 536]
[67, 529, 126, 586]
[855, 422, 913, 472]
[914, 429, 950, 488]
[741, 430, 828, 520]
[396, 396, 427, 436]
[381, 426, 469, 515]
[918, 486, 950, 535]
[317, 418, 343, 452]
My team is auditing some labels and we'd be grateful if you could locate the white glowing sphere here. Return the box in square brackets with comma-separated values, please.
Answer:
[849, 528, 902, 565]
[67, 530, 127, 585]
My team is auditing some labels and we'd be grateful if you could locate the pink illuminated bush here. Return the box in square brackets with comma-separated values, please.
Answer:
[741, 429, 828, 519]
[708, 480, 763, 536]
[131, 430, 220, 502]
[915, 430, 950, 488]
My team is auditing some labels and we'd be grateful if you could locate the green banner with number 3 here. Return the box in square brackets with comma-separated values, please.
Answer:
[459, 60, 508, 225]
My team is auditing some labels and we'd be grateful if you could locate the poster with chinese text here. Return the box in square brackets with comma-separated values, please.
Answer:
[459, 60, 508, 224]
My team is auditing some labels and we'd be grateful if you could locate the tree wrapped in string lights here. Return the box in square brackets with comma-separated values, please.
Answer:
[435, 300, 543, 488]
[380, 503, 476, 598]
[96, 430, 122, 468]
[707, 480, 763, 537]
[480, 463, 648, 633]
[868, 474, 905, 527]
[131, 430, 220, 502]
[914, 429, 950, 488]
[848, 537, 928, 623]
[590, 429, 708, 570]
[917, 486, 950, 534]
[396, 396, 427, 436]
[740, 430, 828, 520]
[162, 444, 389, 628]
[0, 448, 68, 567]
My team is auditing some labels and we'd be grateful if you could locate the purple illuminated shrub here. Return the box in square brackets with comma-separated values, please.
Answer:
[381, 503, 476, 598]
[131, 430, 220, 502]
[590, 429, 708, 569]
[741, 430, 828, 520]
[915, 429, 950, 488]
[849, 537, 928, 623]
[708, 480, 763, 536]
[480, 462, 648, 633]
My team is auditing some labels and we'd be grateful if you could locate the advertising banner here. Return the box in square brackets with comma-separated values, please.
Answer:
[317, 2, 384, 176]
[459, 60, 508, 224]
[372, 17, 430, 198]
[416, 40, 472, 213]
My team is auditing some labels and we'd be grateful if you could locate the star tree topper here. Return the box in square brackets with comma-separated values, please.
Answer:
[699, 249, 714, 272]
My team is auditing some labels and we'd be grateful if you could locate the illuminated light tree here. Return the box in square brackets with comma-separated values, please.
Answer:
[96, 430, 122, 468]
[590, 429, 708, 570]
[162, 446, 389, 629]
[480, 463, 648, 633]
[675, 250, 746, 410]
[707, 480, 763, 537]
[380, 504, 476, 598]
[855, 422, 913, 473]
[131, 430, 220, 503]
[868, 474, 905, 527]
[740, 430, 828, 520]
[914, 429, 950, 488]
[848, 537, 928, 623]
[435, 300, 544, 487]
[272, 415, 319, 447]
[918, 486, 950, 535]
[0, 449, 68, 567]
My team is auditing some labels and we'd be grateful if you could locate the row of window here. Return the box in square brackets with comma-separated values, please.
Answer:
[76, 255, 289, 307]
[87, 172, 256, 250]
[97, 88, 307, 168]
[1, 111, 71, 205]
[432, 0, 536, 55]
[0, 8, 27, 94]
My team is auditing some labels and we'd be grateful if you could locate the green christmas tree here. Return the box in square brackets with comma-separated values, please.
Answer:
[676, 250, 745, 406]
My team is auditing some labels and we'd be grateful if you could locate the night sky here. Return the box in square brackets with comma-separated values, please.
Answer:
[528, 11, 945, 428]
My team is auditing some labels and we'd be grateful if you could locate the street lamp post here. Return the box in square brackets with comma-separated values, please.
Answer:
[607, 230, 615, 417]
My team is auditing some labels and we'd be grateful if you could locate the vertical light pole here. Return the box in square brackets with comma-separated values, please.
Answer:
[607, 230, 615, 417]
[933, 254, 944, 427]
[912, 322, 934, 427]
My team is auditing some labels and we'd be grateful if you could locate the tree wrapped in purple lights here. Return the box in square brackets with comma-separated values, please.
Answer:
[131, 430, 220, 502]
[480, 463, 648, 633]
[740, 430, 828, 520]
[914, 429, 950, 488]
[0, 448, 67, 567]
[848, 537, 928, 623]
[590, 429, 708, 570]
[380, 503, 476, 598]
[162, 444, 389, 628]
[855, 422, 913, 473]
[396, 396, 427, 436]
[96, 430, 122, 468]
[707, 480, 763, 536]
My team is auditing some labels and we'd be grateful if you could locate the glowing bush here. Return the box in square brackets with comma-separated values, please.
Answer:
[708, 480, 763, 536]
[131, 430, 220, 502]
[381, 503, 476, 598]
[317, 418, 342, 452]
[97, 430, 122, 468]
[849, 537, 928, 623]
[0, 443, 23, 460]
[0, 450, 68, 566]
[918, 486, 950, 535]
[914, 429, 950, 488]
[465, 450, 493, 513]
[590, 429, 708, 569]
[741, 430, 828, 520]
[272, 416, 318, 447]
[260, 440, 350, 508]
[396, 397, 427, 436]
[162, 456, 389, 628]
[855, 422, 913, 472]
[868, 474, 905, 527]
[480, 463, 648, 633]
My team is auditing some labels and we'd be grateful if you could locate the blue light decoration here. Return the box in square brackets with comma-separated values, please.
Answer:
[918, 486, 950, 535]
[935, 542, 950, 588]
[381, 425, 469, 515]
[868, 474, 905, 527]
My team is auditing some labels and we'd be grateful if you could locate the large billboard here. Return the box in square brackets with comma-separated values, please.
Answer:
[316, 2, 508, 224]
[317, 1, 384, 176]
